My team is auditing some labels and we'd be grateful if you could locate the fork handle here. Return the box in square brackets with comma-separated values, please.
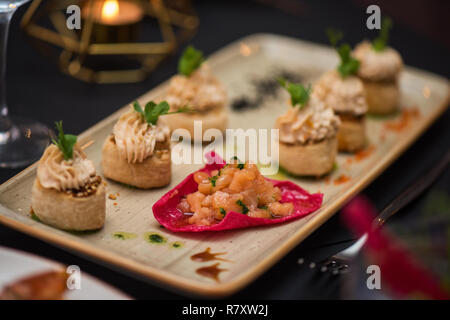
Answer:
[372, 150, 450, 230]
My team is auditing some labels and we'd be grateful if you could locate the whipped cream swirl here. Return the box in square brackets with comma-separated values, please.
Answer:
[314, 71, 368, 116]
[165, 65, 227, 112]
[113, 110, 170, 163]
[37, 144, 96, 191]
[353, 41, 403, 81]
[275, 95, 340, 145]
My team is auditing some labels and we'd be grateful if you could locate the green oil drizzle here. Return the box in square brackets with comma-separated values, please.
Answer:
[145, 232, 167, 244]
[112, 232, 137, 240]
[31, 212, 41, 222]
[171, 241, 184, 249]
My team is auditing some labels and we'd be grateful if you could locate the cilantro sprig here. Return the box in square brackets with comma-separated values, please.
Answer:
[236, 200, 249, 215]
[178, 45, 204, 77]
[326, 29, 360, 78]
[133, 100, 190, 125]
[209, 175, 218, 187]
[278, 78, 311, 108]
[52, 121, 77, 161]
[372, 17, 392, 52]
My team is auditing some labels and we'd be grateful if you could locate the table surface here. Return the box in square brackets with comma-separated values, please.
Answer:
[0, 0, 448, 299]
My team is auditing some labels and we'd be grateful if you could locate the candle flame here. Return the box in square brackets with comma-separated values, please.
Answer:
[102, 0, 119, 19]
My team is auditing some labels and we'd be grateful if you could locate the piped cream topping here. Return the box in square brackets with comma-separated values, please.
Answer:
[165, 65, 227, 112]
[314, 71, 368, 115]
[275, 95, 340, 145]
[353, 41, 403, 81]
[37, 144, 96, 191]
[113, 109, 170, 164]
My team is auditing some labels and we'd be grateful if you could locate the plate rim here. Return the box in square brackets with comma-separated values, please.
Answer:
[0, 245, 132, 300]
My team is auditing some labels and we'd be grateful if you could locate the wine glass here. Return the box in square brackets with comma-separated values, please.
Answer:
[0, 0, 50, 168]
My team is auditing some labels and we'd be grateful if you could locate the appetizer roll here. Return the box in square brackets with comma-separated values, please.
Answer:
[102, 101, 172, 189]
[315, 31, 368, 152]
[164, 46, 228, 139]
[177, 159, 295, 226]
[352, 18, 403, 114]
[31, 122, 105, 231]
[275, 80, 340, 176]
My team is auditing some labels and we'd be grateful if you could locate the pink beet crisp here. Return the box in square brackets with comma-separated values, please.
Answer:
[177, 159, 294, 226]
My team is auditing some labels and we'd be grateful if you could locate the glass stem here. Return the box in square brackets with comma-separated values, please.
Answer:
[0, 10, 14, 132]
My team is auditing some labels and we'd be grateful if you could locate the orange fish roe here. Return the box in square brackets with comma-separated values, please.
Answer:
[108, 194, 117, 200]
[334, 174, 351, 185]
[177, 160, 294, 226]
[384, 107, 421, 132]
[354, 145, 375, 162]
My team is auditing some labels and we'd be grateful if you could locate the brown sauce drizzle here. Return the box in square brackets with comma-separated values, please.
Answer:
[191, 247, 230, 262]
[195, 263, 227, 282]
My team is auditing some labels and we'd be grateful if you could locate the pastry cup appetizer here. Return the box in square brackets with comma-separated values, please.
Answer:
[314, 32, 368, 152]
[31, 122, 105, 231]
[275, 80, 340, 176]
[152, 152, 323, 232]
[102, 101, 176, 189]
[164, 46, 228, 139]
[352, 18, 403, 114]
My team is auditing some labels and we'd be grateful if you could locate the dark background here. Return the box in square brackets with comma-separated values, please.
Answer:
[0, 0, 449, 299]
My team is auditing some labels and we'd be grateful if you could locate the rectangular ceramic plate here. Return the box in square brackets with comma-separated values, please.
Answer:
[0, 34, 448, 297]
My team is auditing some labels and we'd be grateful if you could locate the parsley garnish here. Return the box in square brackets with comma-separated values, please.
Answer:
[259, 205, 268, 210]
[326, 29, 360, 78]
[372, 17, 392, 52]
[236, 200, 249, 214]
[278, 78, 311, 108]
[178, 45, 204, 77]
[219, 208, 226, 216]
[52, 121, 77, 161]
[209, 175, 218, 187]
[133, 100, 190, 125]
[229, 156, 245, 169]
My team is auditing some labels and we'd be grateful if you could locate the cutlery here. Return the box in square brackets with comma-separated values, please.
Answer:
[319, 150, 450, 274]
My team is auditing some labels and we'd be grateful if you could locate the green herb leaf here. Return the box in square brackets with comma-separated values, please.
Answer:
[337, 44, 360, 77]
[229, 156, 245, 169]
[133, 100, 191, 125]
[326, 28, 343, 47]
[327, 29, 360, 78]
[52, 121, 77, 161]
[279, 78, 311, 108]
[133, 100, 143, 114]
[178, 45, 204, 77]
[219, 208, 226, 216]
[259, 205, 268, 210]
[372, 17, 392, 52]
[236, 199, 249, 214]
[209, 175, 218, 187]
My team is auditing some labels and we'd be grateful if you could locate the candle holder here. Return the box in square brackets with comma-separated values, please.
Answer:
[21, 0, 199, 83]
